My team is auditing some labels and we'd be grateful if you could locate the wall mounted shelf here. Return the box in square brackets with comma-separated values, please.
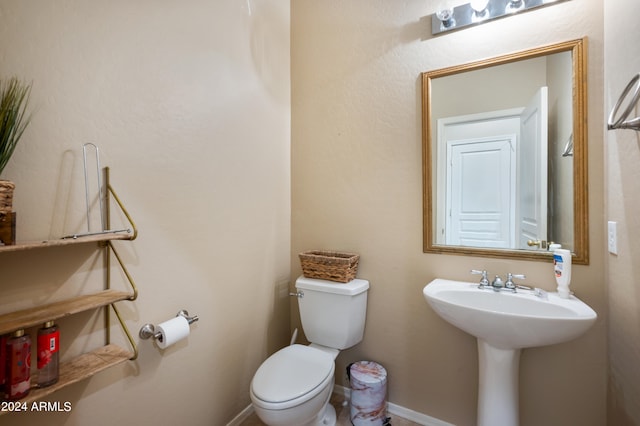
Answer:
[0, 231, 132, 253]
[0, 167, 138, 411]
[0, 234, 133, 253]
[0, 289, 134, 335]
[11, 344, 131, 406]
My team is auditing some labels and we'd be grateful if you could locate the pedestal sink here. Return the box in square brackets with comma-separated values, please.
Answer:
[423, 278, 597, 426]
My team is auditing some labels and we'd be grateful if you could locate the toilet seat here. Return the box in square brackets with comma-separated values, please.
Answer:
[251, 344, 335, 409]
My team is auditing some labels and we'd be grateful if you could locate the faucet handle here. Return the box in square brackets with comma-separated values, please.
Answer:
[471, 269, 489, 288]
[505, 273, 526, 289]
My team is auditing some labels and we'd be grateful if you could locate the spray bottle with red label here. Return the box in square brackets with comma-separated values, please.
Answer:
[37, 321, 59, 388]
[6, 329, 31, 400]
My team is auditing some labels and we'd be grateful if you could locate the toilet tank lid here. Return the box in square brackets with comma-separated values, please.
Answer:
[295, 276, 369, 295]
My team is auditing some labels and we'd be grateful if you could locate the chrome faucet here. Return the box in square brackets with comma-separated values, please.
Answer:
[471, 270, 506, 291]
[472, 270, 529, 293]
[472, 270, 548, 298]
[471, 270, 490, 289]
[491, 275, 504, 291]
[504, 273, 526, 292]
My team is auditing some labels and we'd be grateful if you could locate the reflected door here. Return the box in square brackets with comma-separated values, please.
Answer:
[446, 136, 517, 248]
[518, 87, 549, 249]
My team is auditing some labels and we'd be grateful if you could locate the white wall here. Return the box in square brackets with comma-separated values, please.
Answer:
[0, 1, 290, 425]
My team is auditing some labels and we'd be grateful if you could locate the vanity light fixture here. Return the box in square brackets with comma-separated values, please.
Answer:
[432, 0, 571, 35]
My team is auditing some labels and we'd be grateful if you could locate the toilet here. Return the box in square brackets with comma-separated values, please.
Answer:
[250, 276, 370, 426]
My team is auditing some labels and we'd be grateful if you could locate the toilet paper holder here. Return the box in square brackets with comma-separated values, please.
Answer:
[139, 310, 199, 341]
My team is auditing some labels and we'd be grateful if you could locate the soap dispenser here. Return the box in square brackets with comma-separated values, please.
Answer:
[553, 248, 572, 298]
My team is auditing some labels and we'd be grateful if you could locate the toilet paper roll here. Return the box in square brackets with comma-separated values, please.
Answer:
[156, 315, 190, 349]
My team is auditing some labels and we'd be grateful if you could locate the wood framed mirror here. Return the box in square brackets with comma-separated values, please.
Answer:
[422, 38, 588, 264]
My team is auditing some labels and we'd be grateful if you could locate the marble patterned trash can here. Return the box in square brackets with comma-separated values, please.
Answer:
[348, 361, 388, 426]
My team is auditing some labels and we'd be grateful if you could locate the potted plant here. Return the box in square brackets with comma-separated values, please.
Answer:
[0, 77, 32, 244]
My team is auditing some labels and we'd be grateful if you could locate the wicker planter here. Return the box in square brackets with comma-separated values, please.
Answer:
[299, 250, 360, 283]
[0, 180, 15, 216]
[0, 180, 16, 245]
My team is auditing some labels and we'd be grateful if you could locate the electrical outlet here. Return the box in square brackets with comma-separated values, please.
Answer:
[608, 221, 618, 255]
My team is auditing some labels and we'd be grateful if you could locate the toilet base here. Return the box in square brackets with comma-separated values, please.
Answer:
[317, 401, 336, 426]
[251, 382, 335, 426]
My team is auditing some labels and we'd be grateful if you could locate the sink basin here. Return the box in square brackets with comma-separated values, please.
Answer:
[423, 278, 597, 426]
[423, 278, 597, 349]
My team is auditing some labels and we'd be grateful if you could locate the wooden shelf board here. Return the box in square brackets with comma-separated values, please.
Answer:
[0, 232, 133, 253]
[0, 344, 132, 412]
[0, 290, 133, 335]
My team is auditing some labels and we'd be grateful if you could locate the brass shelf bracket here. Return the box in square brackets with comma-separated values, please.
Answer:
[110, 302, 139, 360]
[106, 167, 139, 241]
[104, 166, 139, 360]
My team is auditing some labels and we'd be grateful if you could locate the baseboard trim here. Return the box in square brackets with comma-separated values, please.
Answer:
[228, 386, 454, 426]
[333, 385, 454, 426]
[227, 403, 255, 426]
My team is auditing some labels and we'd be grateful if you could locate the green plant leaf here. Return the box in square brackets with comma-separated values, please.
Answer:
[0, 77, 33, 178]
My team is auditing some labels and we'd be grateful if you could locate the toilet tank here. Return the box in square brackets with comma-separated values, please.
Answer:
[295, 276, 369, 350]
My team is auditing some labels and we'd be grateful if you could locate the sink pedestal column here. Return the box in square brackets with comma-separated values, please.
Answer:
[477, 340, 521, 426]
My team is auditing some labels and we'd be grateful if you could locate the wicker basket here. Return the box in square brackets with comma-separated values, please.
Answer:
[299, 250, 360, 283]
[0, 180, 15, 216]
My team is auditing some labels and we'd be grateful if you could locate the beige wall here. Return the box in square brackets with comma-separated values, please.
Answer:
[0, 1, 290, 425]
[2, 1, 627, 425]
[431, 57, 547, 121]
[292, 1, 606, 425]
[604, 0, 640, 424]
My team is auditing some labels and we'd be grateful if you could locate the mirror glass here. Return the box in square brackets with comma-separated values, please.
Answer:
[422, 39, 588, 264]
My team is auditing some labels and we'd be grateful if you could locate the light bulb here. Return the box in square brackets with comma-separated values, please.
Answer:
[470, 0, 489, 13]
[506, 0, 525, 12]
[435, 0, 454, 26]
[436, 8, 454, 22]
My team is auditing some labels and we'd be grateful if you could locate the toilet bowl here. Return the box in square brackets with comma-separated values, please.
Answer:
[250, 277, 370, 426]
[250, 344, 336, 426]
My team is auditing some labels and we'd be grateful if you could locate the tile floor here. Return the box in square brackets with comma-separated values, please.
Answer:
[240, 392, 422, 426]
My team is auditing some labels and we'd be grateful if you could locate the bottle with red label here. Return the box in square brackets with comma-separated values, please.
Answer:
[37, 321, 59, 387]
[6, 329, 31, 400]
[0, 334, 8, 400]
